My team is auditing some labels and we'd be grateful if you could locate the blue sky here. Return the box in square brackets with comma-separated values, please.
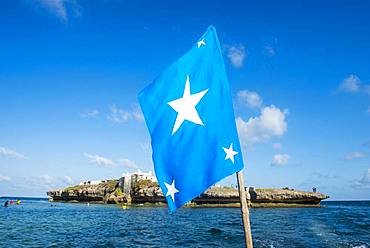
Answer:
[0, 0, 369, 199]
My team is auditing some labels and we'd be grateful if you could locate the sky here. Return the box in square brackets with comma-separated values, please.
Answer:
[0, 0, 369, 199]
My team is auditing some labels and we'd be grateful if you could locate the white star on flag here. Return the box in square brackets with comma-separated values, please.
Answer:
[164, 180, 179, 202]
[197, 39, 206, 48]
[223, 143, 238, 164]
[168, 75, 208, 135]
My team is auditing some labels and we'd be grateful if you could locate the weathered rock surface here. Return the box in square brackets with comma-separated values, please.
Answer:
[251, 188, 329, 204]
[193, 187, 239, 204]
[47, 179, 329, 207]
[47, 180, 121, 203]
[131, 179, 165, 203]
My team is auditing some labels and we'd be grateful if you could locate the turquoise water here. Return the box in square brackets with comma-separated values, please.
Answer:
[0, 198, 369, 247]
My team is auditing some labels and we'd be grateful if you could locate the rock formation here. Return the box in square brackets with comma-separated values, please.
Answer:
[47, 177, 329, 207]
[250, 188, 328, 204]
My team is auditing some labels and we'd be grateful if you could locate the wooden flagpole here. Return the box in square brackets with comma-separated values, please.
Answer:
[236, 171, 253, 248]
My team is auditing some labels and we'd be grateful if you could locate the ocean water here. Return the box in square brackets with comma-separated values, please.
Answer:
[0, 199, 369, 247]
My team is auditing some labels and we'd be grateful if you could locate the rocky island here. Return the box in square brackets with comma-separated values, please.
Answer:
[47, 171, 329, 208]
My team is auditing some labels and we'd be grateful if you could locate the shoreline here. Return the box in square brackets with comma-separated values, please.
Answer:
[3, 196, 369, 202]
[46, 199, 326, 208]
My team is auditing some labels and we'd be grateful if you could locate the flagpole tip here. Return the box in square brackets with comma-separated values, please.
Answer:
[207, 25, 217, 32]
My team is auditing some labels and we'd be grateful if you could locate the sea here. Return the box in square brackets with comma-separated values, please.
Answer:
[0, 198, 369, 247]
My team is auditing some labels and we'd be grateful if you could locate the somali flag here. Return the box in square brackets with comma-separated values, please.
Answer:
[138, 26, 244, 212]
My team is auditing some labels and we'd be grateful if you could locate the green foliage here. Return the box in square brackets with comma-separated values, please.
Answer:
[136, 179, 158, 188]
[64, 185, 83, 191]
[106, 180, 118, 191]
[222, 186, 234, 189]
[132, 179, 159, 194]
[62, 180, 119, 193]
[256, 188, 305, 194]
[115, 187, 123, 196]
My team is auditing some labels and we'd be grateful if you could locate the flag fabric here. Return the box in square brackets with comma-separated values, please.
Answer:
[138, 26, 244, 212]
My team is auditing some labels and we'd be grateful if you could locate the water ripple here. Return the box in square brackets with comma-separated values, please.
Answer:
[0, 200, 369, 247]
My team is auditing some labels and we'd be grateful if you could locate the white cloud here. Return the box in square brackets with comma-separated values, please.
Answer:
[62, 176, 73, 184]
[236, 105, 288, 145]
[41, 174, 74, 187]
[0, 174, 11, 182]
[131, 104, 145, 121]
[227, 44, 246, 68]
[344, 151, 366, 161]
[81, 109, 99, 118]
[356, 168, 370, 189]
[41, 174, 54, 184]
[84, 153, 115, 167]
[118, 158, 139, 169]
[36, 0, 81, 23]
[271, 153, 290, 166]
[107, 104, 144, 124]
[84, 153, 142, 170]
[338, 75, 370, 113]
[311, 172, 338, 180]
[339, 74, 361, 93]
[237, 90, 263, 109]
[108, 104, 131, 123]
[0, 146, 27, 159]
[264, 45, 276, 56]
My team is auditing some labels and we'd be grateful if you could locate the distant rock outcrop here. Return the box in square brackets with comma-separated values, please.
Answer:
[130, 179, 165, 203]
[47, 176, 329, 207]
[193, 186, 239, 204]
[250, 188, 328, 204]
[47, 180, 127, 203]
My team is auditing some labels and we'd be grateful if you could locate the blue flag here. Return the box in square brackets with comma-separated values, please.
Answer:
[138, 26, 244, 212]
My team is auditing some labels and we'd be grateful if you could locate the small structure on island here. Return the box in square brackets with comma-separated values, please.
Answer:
[129, 170, 158, 195]
[119, 172, 131, 194]
[47, 171, 329, 207]
[79, 180, 104, 186]
[130, 170, 157, 183]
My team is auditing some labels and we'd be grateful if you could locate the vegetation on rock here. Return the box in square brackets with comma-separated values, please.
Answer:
[48, 179, 329, 207]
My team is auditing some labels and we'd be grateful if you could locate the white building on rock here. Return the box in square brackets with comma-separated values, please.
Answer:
[79, 180, 104, 186]
[129, 169, 157, 183]
[118, 170, 157, 193]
